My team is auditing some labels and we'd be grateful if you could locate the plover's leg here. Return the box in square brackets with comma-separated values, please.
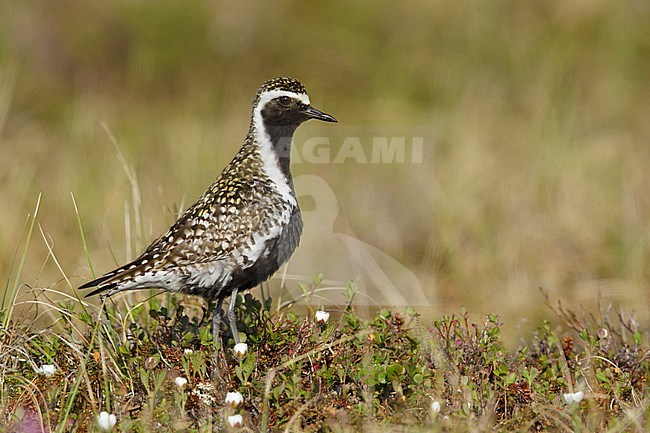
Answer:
[212, 296, 225, 345]
[227, 288, 240, 345]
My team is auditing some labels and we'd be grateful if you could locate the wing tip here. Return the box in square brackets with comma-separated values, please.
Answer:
[78, 255, 154, 298]
[78, 272, 118, 297]
[78, 279, 98, 290]
[84, 285, 111, 298]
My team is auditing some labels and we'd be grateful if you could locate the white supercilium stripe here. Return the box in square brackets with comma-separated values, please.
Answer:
[252, 90, 309, 205]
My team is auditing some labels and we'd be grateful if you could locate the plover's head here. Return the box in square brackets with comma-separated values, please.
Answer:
[252, 77, 337, 132]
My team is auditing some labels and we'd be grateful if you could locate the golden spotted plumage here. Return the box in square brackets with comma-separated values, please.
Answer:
[80, 77, 336, 345]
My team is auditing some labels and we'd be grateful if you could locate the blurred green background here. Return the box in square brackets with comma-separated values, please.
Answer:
[1, 0, 649, 333]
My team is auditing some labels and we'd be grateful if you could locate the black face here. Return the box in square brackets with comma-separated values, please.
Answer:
[261, 96, 337, 128]
[259, 93, 337, 175]
[261, 97, 308, 127]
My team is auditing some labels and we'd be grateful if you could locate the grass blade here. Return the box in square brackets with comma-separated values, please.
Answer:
[1, 193, 41, 328]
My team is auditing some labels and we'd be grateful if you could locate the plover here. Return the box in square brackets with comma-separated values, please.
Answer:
[80, 77, 337, 345]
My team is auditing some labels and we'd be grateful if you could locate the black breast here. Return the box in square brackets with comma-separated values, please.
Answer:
[220, 206, 303, 299]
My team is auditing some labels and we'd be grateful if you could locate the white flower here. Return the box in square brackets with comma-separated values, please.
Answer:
[233, 343, 248, 359]
[227, 414, 243, 428]
[315, 310, 330, 325]
[36, 364, 57, 377]
[563, 391, 584, 405]
[175, 377, 188, 388]
[183, 348, 194, 355]
[97, 411, 117, 431]
[225, 391, 244, 408]
[430, 400, 441, 416]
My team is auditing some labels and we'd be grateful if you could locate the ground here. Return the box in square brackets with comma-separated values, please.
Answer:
[0, 282, 647, 432]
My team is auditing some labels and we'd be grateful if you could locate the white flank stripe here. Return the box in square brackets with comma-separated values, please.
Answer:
[240, 211, 289, 267]
[188, 264, 231, 288]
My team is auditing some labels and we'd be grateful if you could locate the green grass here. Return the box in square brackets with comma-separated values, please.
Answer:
[1, 194, 41, 329]
[0, 283, 647, 431]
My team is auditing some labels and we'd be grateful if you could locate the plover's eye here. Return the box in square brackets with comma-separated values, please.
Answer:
[278, 96, 292, 106]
